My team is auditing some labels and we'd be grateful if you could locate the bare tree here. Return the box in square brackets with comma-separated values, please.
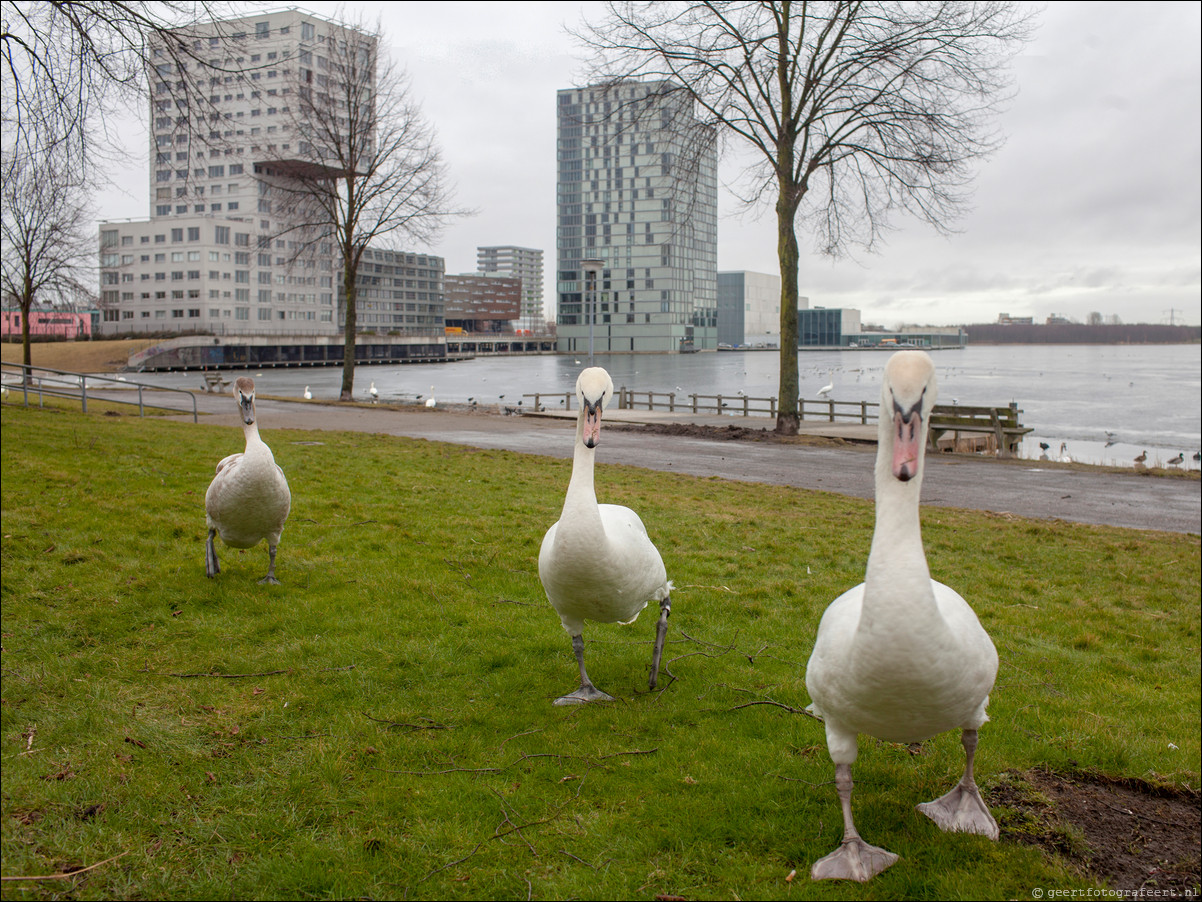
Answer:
[1, 1, 249, 172]
[578, 1, 1033, 433]
[1, 149, 95, 370]
[259, 18, 464, 401]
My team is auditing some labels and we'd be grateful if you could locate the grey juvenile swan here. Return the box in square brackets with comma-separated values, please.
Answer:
[205, 377, 291, 584]
[538, 367, 673, 704]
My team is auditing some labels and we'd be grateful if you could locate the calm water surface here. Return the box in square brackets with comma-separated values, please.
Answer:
[132, 344, 1201, 469]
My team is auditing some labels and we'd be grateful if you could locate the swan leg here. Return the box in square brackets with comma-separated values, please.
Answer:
[258, 543, 281, 585]
[916, 728, 999, 839]
[554, 634, 613, 705]
[205, 528, 220, 578]
[649, 594, 672, 689]
[811, 763, 899, 882]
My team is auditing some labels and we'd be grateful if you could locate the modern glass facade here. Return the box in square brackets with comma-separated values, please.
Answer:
[555, 80, 717, 353]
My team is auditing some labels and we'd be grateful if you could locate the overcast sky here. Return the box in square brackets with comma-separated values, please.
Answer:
[96, 1, 1201, 327]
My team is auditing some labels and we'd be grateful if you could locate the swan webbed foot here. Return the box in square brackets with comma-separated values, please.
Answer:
[649, 594, 672, 690]
[205, 528, 220, 578]
[916, 780, 999, 839]
[258, 544, 280, 584]
[553, 683, 615, 705]
[811, 836, 899, 882]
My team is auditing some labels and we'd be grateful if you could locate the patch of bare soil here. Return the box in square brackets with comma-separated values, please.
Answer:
[988, 768, 1201, 892]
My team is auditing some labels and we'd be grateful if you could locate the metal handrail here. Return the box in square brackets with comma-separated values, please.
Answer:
[1, 362, 199, 422]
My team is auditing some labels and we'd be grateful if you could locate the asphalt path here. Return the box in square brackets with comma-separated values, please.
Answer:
[165, 394, 1200, 536]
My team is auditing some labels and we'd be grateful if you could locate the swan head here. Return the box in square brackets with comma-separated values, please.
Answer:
[234, 376, 256, 426]
[881, 352, 937, 483]
[576, 367, 614, 449]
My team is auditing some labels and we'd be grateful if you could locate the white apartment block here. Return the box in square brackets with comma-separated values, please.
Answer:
[97, 10, 441, 337]
[477, 246, 545, 333]
[555, 81, 718, 354]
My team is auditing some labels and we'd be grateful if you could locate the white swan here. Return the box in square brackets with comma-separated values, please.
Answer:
[303, 386, 312, 400]
[806, 351, 999, 881]
[538, 367, 673, 705]
[1058, 442, 1072, 463]
[369, 381, 378, 402]
[425, 385, 436, 408]
[817, 373, 834, 398]
[205, 377, 291, 584]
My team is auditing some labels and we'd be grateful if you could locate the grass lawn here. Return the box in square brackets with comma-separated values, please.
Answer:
[1, 403, 1198, 900]
[1, 339, 156, 374]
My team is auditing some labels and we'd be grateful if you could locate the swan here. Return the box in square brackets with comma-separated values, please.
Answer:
[1058, 442, 1072, 463]
[205, 377, 291, 584]
[303, 386, 312, 400]
[817, 373, 834, 398]
[425, 385, 436, 408]
[806, 351, 999, 882]
[538, 367, 673, 705]
[369, 381, 378, 402]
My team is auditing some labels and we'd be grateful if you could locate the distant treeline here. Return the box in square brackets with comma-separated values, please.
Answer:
[963, 323, 1201, 344]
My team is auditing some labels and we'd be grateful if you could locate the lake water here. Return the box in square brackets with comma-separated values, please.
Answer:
[129, 343, 1201, 469]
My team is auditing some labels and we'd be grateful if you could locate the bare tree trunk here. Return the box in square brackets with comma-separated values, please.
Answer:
[21, 286, 33, 374]
[776, 200, 800, 434]
[340, 253, 357, 402]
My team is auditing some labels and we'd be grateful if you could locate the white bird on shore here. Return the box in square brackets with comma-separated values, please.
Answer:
[205, 378, 291, 584]
[1058, 442, 1072, 463]
[817, 374, 834, 398]
[806, 352, 999, 882]
[303, 386, 312, 400]
[538, 367, 673, 705]
[425, 385, 436, 408]
[369, 381, 378, 402]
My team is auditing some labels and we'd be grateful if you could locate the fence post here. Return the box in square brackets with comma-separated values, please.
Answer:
[770, 396, 777, 418]
[799, 399, 805, 421]
[743, 395, 749, 417]
[827, 399, 834, 422]
[860, 400, 867, 424]
[80, 375, 87, 414]
[669, 391, 675, 412]
[691, 393, 698, 413]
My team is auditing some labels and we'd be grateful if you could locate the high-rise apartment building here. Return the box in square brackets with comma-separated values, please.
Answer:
[476, 246, 544, 333]
[555, 81, 717, 354]
[96, 10, 443, 339]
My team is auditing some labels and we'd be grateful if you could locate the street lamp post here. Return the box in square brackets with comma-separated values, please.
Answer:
[581, 259, 603, 368]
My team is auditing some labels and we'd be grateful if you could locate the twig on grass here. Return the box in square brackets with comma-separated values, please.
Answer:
[413, 842, 483, 885]
[732, 699, 823, 721]
[1, 851, 130, 882]
[498, 728, 543, 751]
[371, 748, 658, 777]
[167, 664, 356, 679]
[363, 712, 452, 732]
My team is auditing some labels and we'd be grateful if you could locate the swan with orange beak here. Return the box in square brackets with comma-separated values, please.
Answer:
[538, 367, 674, 704]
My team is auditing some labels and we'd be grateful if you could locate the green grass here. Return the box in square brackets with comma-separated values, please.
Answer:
[2, 403, 1198, 900]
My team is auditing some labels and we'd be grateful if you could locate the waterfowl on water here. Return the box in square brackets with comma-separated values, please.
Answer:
[806, 351, 999, 882]
[205, 378, 291, 584]
[538, 367, 673, 705]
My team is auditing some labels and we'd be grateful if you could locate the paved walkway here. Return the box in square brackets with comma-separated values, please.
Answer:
[155, 392, 1201, 536]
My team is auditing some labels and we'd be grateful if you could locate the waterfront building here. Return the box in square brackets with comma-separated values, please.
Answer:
[476, 246, 544, 334]
[799, 307, 862, 346]
[717, 271, 803, 345]
[95, 10, 441, 342]
[556, 80, 718, 354]
[444, 272, 521, 333]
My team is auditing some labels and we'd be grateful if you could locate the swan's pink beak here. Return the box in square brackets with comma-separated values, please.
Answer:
[584, 403, 602, 448]
[892, 411, 921, 481]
